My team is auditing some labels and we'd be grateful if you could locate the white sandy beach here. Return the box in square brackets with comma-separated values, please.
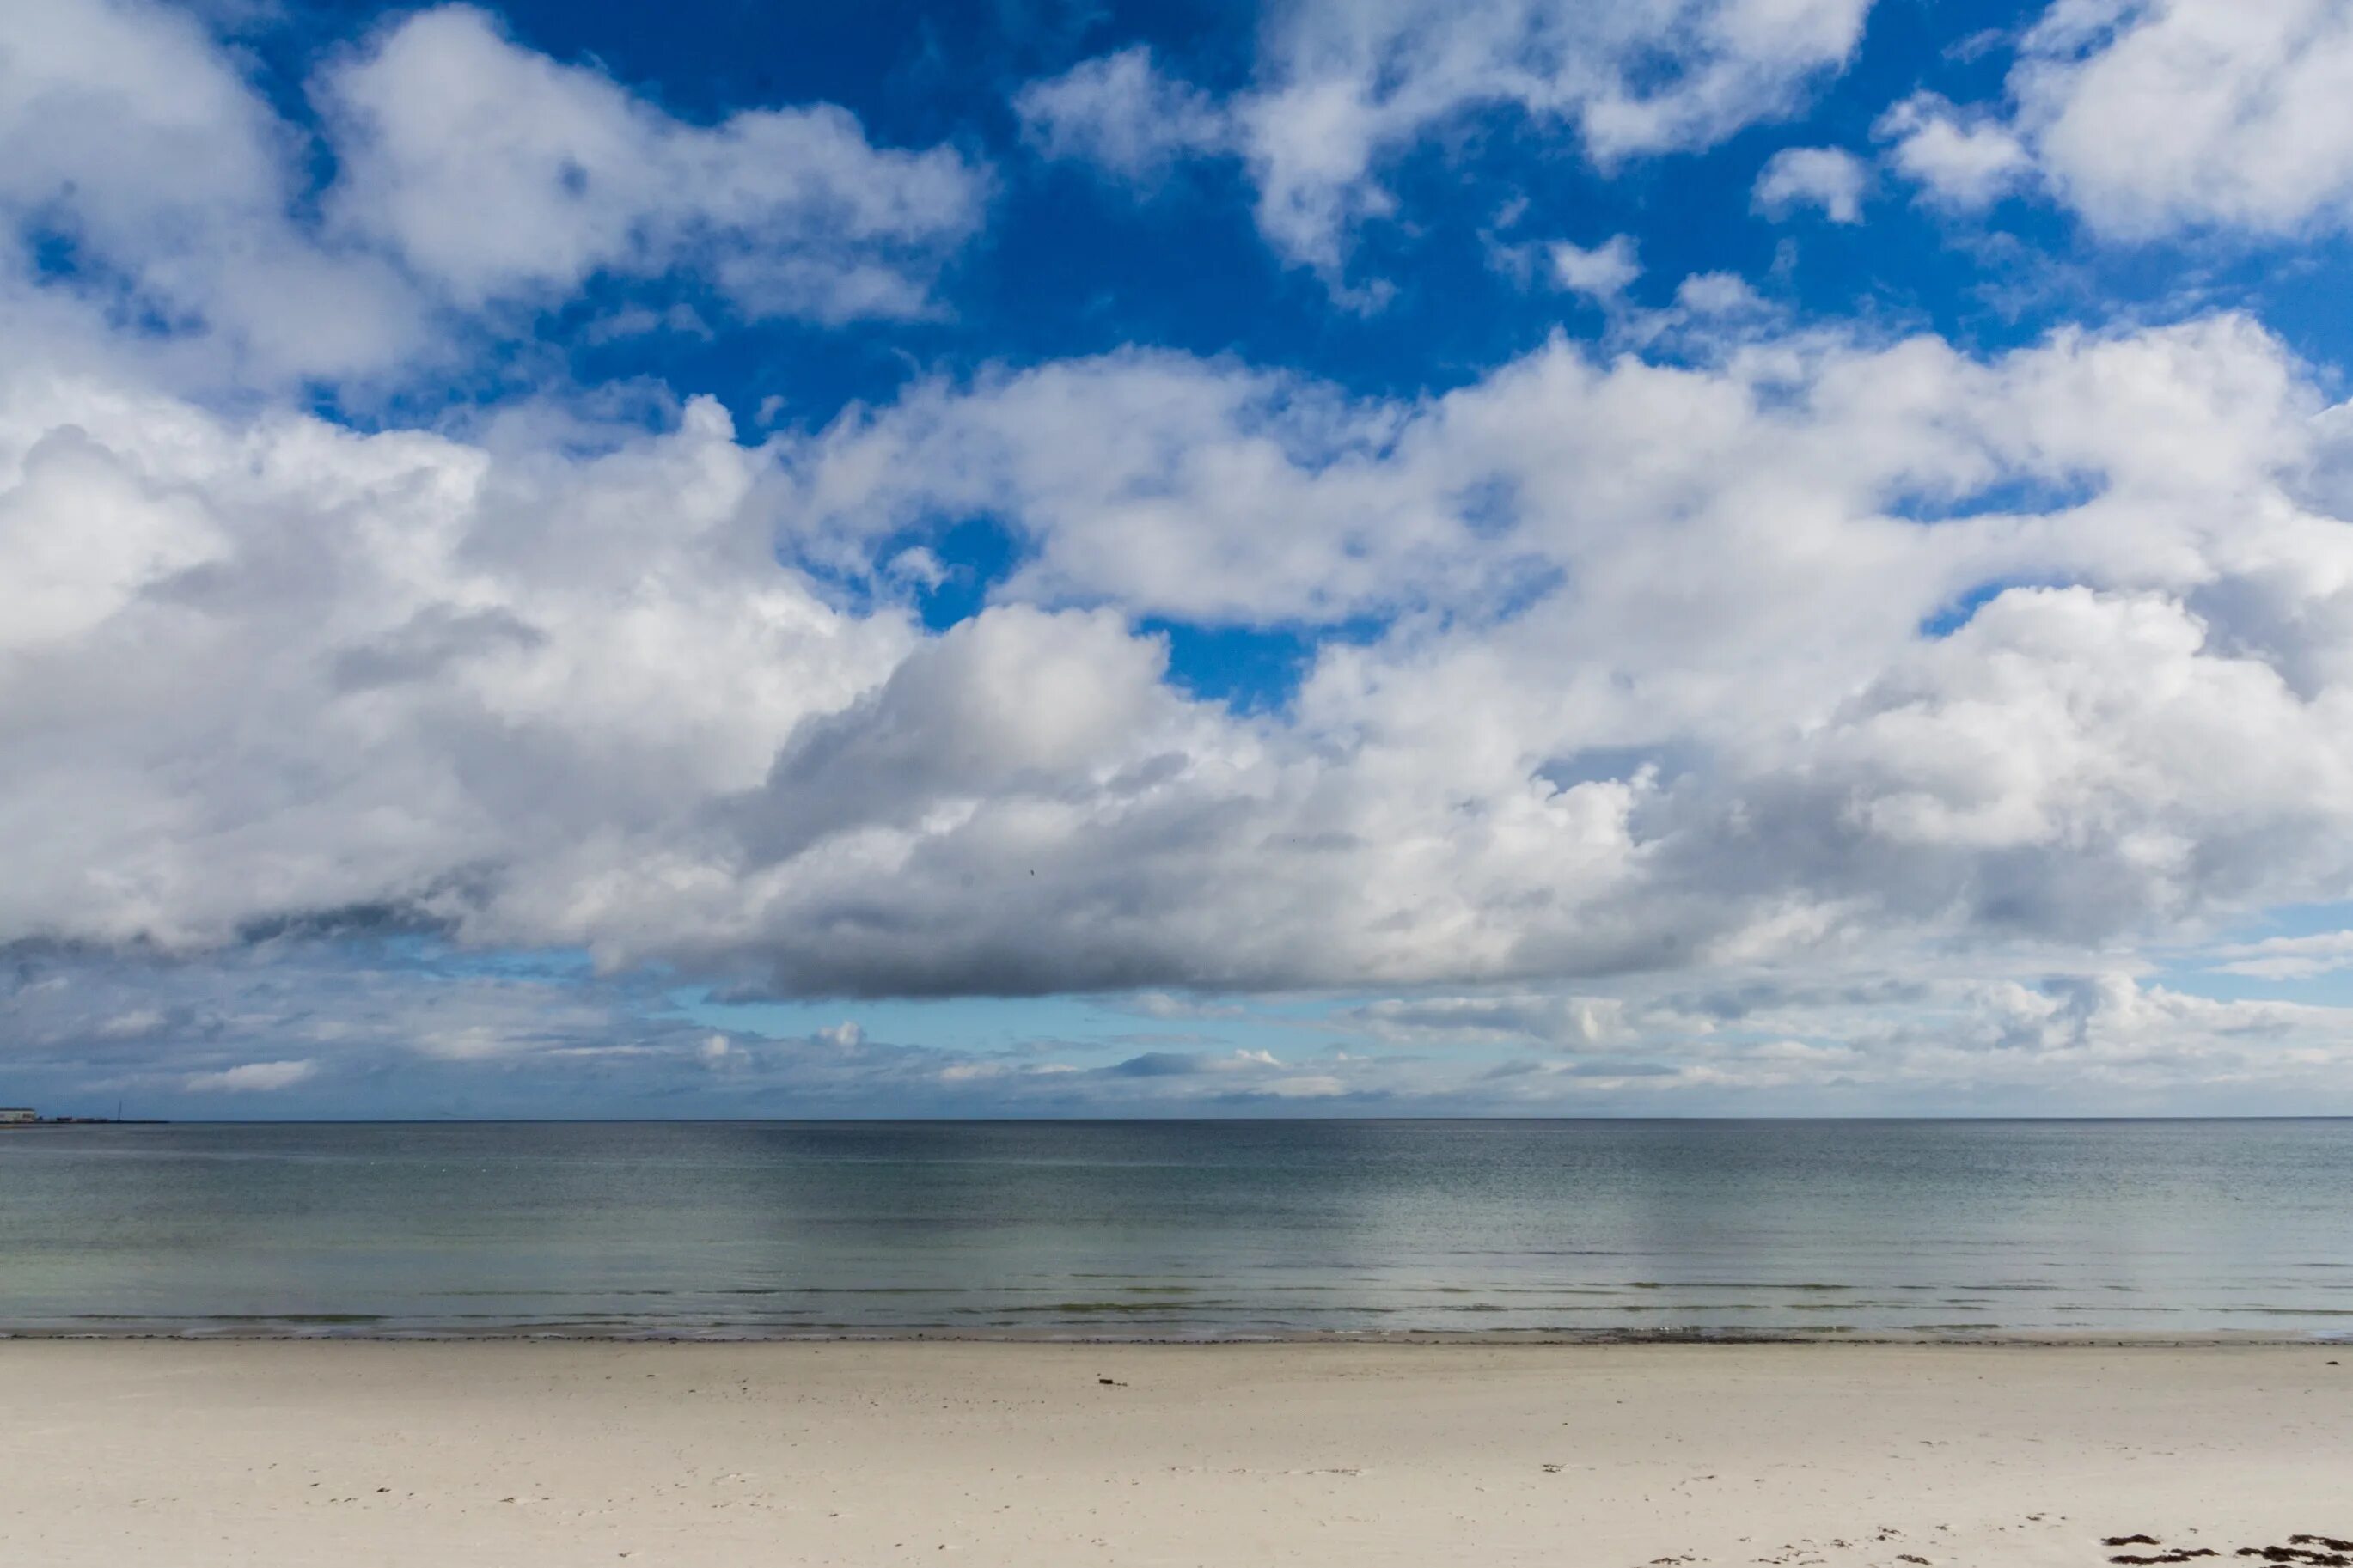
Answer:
[1, 1341, 2346, 1567]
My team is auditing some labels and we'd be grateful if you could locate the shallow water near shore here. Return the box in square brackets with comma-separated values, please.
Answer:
[3, 1119, 2349, 1339]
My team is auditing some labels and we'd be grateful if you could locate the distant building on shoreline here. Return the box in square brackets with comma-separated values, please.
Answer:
[0, 1107, 37, 1124]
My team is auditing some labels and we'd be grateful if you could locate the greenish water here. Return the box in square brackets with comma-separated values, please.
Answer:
[2, 1120, 2348, 1339]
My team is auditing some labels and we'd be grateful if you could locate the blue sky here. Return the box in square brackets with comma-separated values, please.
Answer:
[216, 0, 2353, 436]
[9, 0, 2353, 1117]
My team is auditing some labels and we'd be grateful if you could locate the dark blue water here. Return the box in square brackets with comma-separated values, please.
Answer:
[2, 1120, 2349, 1339]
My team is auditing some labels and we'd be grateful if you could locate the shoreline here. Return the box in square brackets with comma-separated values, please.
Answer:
[5, 1339, 2347, 1566]
[4, 1324, 2349, 1345]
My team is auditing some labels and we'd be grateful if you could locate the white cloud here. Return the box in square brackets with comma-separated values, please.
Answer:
[1014, 46, 1232, 181]
[2211, 930, 2353, 980]
[1875, 92, 2033, 210]
[9, 0, 2353, 1101]
[786, 350, 1476, 625]
[0, 0, 988, 390]
[2014, 0, 2353, 238]
[14, 937, 2353, 1112]
[319, 6, 987, 323]
[762, 312, 2353, 992]
[0, 370, 912, 956]
[183, 1059, 315, 1092]
[95, 1008, 168, 1039]
[1326, 970, 2353, 1108]
[1753, 145, 1869, 223]
[1548, 235, 1642, 299]
[1673, 271, 1769, 314]
[14, 284, 2353, 1015]
[0, 0, 426, 384]
[1872, 0, 2353, 241]
[1018, 0, 1875, 277]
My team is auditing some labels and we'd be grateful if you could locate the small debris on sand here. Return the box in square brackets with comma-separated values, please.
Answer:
[2100, 1535, 2353, 1568]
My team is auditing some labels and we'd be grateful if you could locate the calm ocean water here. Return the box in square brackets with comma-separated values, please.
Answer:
[2, 1120, 2349, 1339]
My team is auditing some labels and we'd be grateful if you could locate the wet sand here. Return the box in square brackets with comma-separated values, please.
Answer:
[2, 1340, 2346, 1566]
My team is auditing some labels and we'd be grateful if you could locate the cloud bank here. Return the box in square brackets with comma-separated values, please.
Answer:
[12, 309, 2353, 1006]
[10, 0, 2353, 1113]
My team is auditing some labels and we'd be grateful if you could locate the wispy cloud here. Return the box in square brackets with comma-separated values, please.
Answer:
[183, 1059, 316, 1093]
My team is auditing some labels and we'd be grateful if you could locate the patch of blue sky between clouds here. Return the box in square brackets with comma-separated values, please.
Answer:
[1916, 577, 2079, 638]
[671, 988, 1373, 1071]
[2148, 901, 2353, 1010]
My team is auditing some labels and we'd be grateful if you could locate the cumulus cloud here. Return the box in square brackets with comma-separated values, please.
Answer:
[786, 350, 1498, 624]
[1548, 235, 1642, 300]
[0, 372, 912, 957]
[14, 284, 2353, 1014]
[1873, 0, 2353, 241]
[0, 0, 425, 383]
[1753, 145, 1869, 223]
[319, 6, 987, 322]
[12, 0, 2353, 1111]
[0, 0, 987, 387]
[1018, 0, 1874, 277]
[2011, 0, 2353, 238]
[1875, 92, 2034, 210]
[767, 314, 2353, 994]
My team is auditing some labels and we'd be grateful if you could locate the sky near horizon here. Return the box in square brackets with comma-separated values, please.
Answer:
[9, 0, 2353, 1118]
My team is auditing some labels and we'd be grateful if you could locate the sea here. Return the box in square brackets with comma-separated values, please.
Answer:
[2, 1119, 2348, 1340]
